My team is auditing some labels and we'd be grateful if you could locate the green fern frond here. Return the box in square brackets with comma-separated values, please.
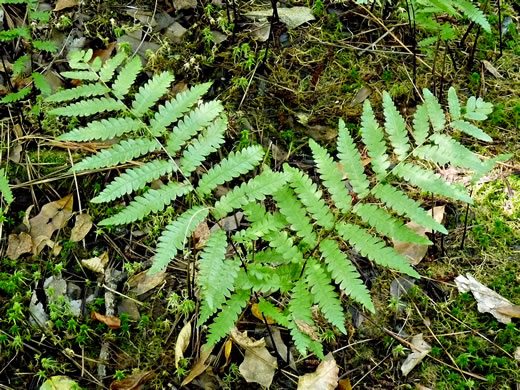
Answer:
[263, 230, 304, 264]
[305, 259, 346, 333]
[453, 0, 491, 32]
[1, 87, 31, 103]
[0, 27, 30, 41]
[336, 222, 420, 278]
[165, 101, 224, 154]
[71, 138, 160, 172]
[49, 97, 124, 117]
[206, 289, 250, 346]
[131, 72, 175, 117]
[92, 160, 177, 203]
[233, 211, 287, 242]
[423, 89, 445, 132]
[309, 139, 352, 213]
[284, 165, 334, 230]
[179, 116, 227, 174]
[371, 183, 447, 234]
[150, 206, 209, 274]
[99, 52, 127, 82]
[32, 72, 51, 96]
[412, 103, 430, 145]
[57, 118, 142, 142]
[197, 145, 264, 196]
[242, 202, 268, 222]
[273, 186, 317, 247]
[319, 239, 374, 312]
[258, 299, 290, 327]
[32, 40, 57, 53]
[46, 83, 110, 103]
[289, 279, 314, 325]
[99, 182, 192, 226]
[360, 100, 391, 180]
[448, 87, 461, 120]
[150, 82, 213, 136]
[337, 119, 370, 198]
[353, 203, 432, 244]
[471, 154, 512, 184]
[111, 56, 142, 99]
[60, 70, 98, 81]
[213, 169, 288, 219]
[0, 169, 13, 205]
[464, 96, 493, 121]
[393, 162, 473, 203]
[429, 133, 483, 170]
[451, 120, 492, 142]
[382, 91, 410, 160]
[198, 230, 240, 324]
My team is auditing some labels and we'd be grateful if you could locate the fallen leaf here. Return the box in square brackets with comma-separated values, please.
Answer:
[307, 125, 338, 141]
[91, 311, 121, 329]
[231, 328, 278, 388]
[110, 371, 154, 390]
[482, 60, 503, 78]
[174, 0, 197, 10]
[393, 206, 445, 265]
[39, 376, 79, 390]
[54, 0, 79, 11]
[6, 232, 33, 260]
[211, 212, 244, 232]
[92, 42, 117, 64]
[350, 86, 372, 106]
[455, 273, 520, 324]
[175, 322, 192, 368]
[181, 344, 214, 386]
[251, 303, 275, 324]
[401, 334, 431, 376]
[82, 252, 109, 274]
[192, 221, 211, 249]
[245, 7, 315, 29]
[338, 378, 352, 390]
[294, 319, 320, 341]
[297, 352, 339, 390]
[221, 339, 233, 369]
[268, 327, 296, 370]
[70, 213, 92, 242]
[8, 143, 22, 163]
[127, 268, 166, 295]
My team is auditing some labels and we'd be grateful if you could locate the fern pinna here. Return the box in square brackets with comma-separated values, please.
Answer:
[48, 50, 508, 359]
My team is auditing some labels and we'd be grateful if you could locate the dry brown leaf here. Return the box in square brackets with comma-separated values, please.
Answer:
[92, 42, 116, 64]
[307, 125, 337, 141]
[54, 0, 80, 11]
[181, 344, 214, 386]
[482, 60, 503, 78]
[127, 268, 165, 295]
[251, 303, 275, 324]
[294, 319, 320, 341]
[70, 213, 92, 242]
[82, 252, 109, 274]
[192, 221, 210, 249]
[109, 371, 154, 390]
[350, 86, 372, 107]
[29, 194, 73, 247]
[393, 205, 445, 265]
[91, 311, 121, 329]
[6, 232, 33, 260]
[401, 334, 431, 376]
[297, 352, 339, 390]
[175, 322, 192, 368]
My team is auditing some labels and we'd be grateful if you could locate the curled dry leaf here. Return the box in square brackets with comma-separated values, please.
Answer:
[401, 334, 431, 376]
[297, 352, 339, 390]
[91, 311, 121, 329]
[181, 344, 214, 386]
[82, 252, 109, 274]
[175, 321, 192, 368]
[455, 273, 520, 324]
[70, 213, 92, 242]
[393, 206, 445, 265]
[6, 232, 33, 260]
[109, 370, 154, 390]
[127, 268, 166, 295]
[221, 339, 233, 369]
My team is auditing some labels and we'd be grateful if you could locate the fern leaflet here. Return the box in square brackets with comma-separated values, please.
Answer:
[45, 83, 110, 103]
[448, 87, 461, 120]
[412, 103, 430, 145]
[382, 91, 410, 160]
[99, 52, 127, 82]
[258, 299, 290, 328]
[0, 169, 13, 204]
[112, 56, 142, 99]
[57, 118, 142, 142]
[131, 72, 175, 117]
[49, 97, 124, 117]
[423, 89, 445, 132]
[451, 120, 492, 142]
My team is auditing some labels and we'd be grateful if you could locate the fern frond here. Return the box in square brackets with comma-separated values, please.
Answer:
[0, 169, 13, 205]
[242, 202, 268, 223]
[305, 259, 346, 333]
[71, 138, 160, 172]
[206, 289, 250, 346]
[179, 116, 227, 175]
[197, 145, 264, 196]
[371, 183, 447, 234]
[423, 89, 445, 132]
[213, 169, 288, 219]
[233, 211, 287, 242]
[451, 120, 492, 142]
[353, 203, 432, 244]
[360, 100, 391, 179]
[263, 230, 304, 264]
[471, 153, 512, 184]
[150, 82, 213, 136]
[319, 239, 374, 312]
[289, 279, 314, 325]
[92, 160, 177, 203]
[337, 118, 370, 198]
[237, 263, 292, 293]
[429, 133, 483, 170]
[32, 72, 51, 96]
[308, 139, 352, 213]
[453, 0, 491, 32]
[57, 117, 142, 142]
[45, 83, 110, 103]
[165, 101, 224, 154]
[198, 230, 240, 324]
[412, 103, 430, 145]
[273, 187, 317, 247]
[336, 222, 420, 278]
[0, 27, 30, 41]
[131, 72, 175, 117]
[258, 299, 290, 327]
[99, 182, 192, 226]
[464, 96, 493, 121]
[382, 91, 410, 160]
[32, 40, 57, 53]
[284, 165, 334, 230]
[60, 70, 98, 81]
[99, 52, 127, 82]
[49, 97, 124, 117]
[111, 56, 142, 99]
[1, 87, 31, 103]
[448, 87, 461, 121]
[150, 206, 209, 274]
[393, 162, 473, 203]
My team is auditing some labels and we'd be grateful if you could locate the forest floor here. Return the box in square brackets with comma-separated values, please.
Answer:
[0, 0, 520, 389]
